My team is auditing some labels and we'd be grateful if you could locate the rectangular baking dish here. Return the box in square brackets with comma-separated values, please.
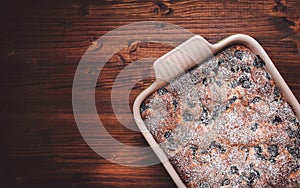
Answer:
[133, 34, 300, 187]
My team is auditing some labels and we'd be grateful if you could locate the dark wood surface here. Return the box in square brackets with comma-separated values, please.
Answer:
[0, 0, 299, 187]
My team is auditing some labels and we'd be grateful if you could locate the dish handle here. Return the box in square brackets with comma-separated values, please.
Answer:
[153, 35, 215, 84]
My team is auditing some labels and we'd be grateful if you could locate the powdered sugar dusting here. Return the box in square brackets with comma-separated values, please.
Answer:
[140, 45, 300, 187]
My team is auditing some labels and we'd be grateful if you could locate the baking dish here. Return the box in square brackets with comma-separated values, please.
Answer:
[133, 34, 300, 187]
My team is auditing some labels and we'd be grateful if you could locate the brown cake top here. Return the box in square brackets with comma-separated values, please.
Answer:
[141, 45, 300, 187]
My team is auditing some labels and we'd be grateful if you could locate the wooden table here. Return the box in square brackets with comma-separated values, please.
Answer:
[1, 0, 299, 187]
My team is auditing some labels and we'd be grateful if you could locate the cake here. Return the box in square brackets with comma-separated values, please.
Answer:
[140, 45, 300, 187]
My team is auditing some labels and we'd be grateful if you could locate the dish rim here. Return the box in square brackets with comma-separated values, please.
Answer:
[133, 34, 300, 188]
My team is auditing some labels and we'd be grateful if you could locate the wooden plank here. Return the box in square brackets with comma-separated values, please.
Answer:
[0, 0, 299, 187]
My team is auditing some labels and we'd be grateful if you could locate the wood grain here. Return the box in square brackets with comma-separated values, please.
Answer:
[0, 0, 299, 187]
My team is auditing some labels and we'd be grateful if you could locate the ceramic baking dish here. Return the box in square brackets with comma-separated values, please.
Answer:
[133, 34, 300, 187]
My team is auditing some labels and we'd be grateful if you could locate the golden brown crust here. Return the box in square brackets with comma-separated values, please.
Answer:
[141, 45, 300, 187]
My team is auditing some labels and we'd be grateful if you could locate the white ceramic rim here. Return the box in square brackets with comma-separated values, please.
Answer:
[133, 34, 300, 188]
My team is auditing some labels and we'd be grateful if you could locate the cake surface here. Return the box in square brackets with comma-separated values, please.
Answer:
[140, 45, 300, 187]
